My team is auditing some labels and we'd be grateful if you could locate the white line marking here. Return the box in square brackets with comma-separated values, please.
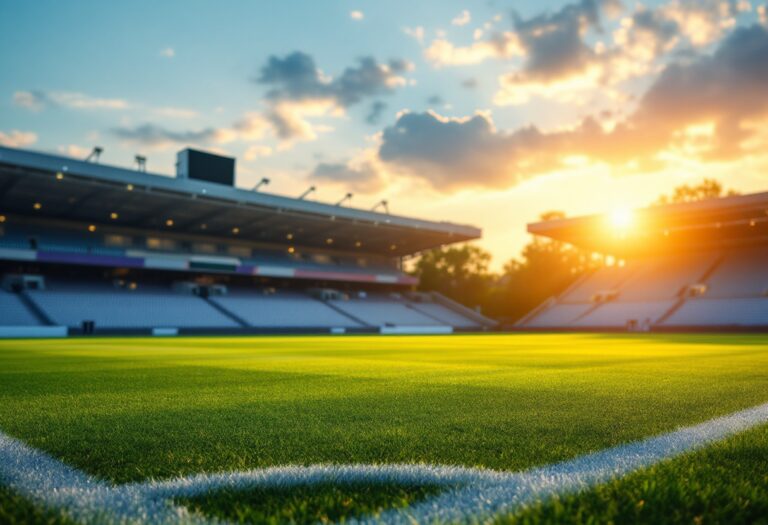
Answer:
[1, 402, 767, 524]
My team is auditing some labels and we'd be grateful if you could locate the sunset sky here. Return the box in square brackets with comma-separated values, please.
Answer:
[2, 0, 768, 269]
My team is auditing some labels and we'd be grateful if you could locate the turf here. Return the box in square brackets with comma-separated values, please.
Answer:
[0, 333, 767, 523]
[503, 422, 768, 525]
[177, 482, 443, 524]
[0, 486, 76, 525]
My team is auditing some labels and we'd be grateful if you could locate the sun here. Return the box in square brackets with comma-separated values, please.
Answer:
[609, 207, 634, 229]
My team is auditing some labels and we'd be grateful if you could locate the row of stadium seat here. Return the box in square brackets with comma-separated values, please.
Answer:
[520, 246, 768, 329]
[0, 289, 41, 326]
[0, 280, 487, 331]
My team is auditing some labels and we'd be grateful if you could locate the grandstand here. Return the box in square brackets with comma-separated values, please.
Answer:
[518, 192, 768, 331]
[0, 146, 495, 336]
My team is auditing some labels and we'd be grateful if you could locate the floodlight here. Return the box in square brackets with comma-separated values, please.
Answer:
[252, 178, 270, 191]
[85, 147, 103, 163]
[335, 193, 353, 206]
[371, 199, 389, 214]
[299, 186, 316, 199]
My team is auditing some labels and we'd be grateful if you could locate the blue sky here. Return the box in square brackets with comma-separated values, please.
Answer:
[2, 0, 768, 267]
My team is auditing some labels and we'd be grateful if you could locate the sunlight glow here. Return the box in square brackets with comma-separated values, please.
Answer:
[609, 207, 634, 230]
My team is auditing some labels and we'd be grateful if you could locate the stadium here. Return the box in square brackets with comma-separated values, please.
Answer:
[0, 144, 767, 525]
[2, 2, 768, 523]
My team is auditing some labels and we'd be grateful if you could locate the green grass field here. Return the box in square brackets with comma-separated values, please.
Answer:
[0, 334, 767, 524]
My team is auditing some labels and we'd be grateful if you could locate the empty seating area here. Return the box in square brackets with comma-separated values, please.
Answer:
[27, 282, 239, 329]
[664, 298, 768, 327]
[559, 266, 634, 303]
[409, 302, 482, 328]
[703, 248, 768, 298]
[210, 289, 360, 328]
[571, 300, 677, 328]
[0, 275, 487, 333]
[329, 295, 446, 327]
[618, 254, 719, 300]
[519, 247, 768, 330]
[523, 303, 595, 328]
[0, 290, 41, 326]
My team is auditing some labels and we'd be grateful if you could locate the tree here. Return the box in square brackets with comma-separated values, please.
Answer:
[487, 211, 597, 323]
[654, 178, 739, 205]
[412, 244, 493, 311]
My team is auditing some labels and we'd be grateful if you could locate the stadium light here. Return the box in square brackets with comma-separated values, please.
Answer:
[135, 155, 147, 172]
[85, 147, 103, 163]
[298, 186, 316, 199]
[252, 178, 270, 191]
[371, 200, 389, 214]
[335, 193, 353, 206]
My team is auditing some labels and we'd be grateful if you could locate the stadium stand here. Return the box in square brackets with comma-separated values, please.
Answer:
[0, 145, 494, 335]
[703, 247, 768, 298]
[27, 281, 240, 330]
[209, 288, 361, 329]
[329, 294, 444, 327]
[517, 193, 768, 331]
[0, 289, 41, 326]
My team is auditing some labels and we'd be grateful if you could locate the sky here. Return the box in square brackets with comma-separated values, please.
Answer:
[2, 0, 768, 269]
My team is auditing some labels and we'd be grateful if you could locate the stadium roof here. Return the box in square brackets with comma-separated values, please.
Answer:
[0, 146, 480, 256]
[528, 191, 768, 256]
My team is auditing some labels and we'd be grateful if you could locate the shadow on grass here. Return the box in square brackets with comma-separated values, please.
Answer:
[177, 482, 445, 525]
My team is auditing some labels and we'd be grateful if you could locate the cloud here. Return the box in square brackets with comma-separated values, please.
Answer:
[14, 89, 200, 121]
[14, 90, 129, 111]
[57, 144, 91, 158]
[152, 106, 199, 119]
[423, 0, 753, 105]
[424, 32, 523, 66]
[111, 123, 237, 149]
[377, 24, 768, 190]
[426, 95, 444, 106]
[366, 101, 388, 125]
[159, 47, 175, 58]
[461, 78, 479, 89]
[257, 52, 409, 106]
[350, 10, 364, 20]
[110, 111, 271, 150]
[13, 90, 46, 111]
[378, 111, 522, 189]
[310, 156, 387, 193]
[492, 0, 618, 104]
[425, 0, 605, 67]
[310, 162, 384, 192]
[254, 52, 410, 140]
[631, 23, 768, 158]
[243, 144, 273, 161]
[452, 10, 471, 26]
[0, 130, 37, 148]
[403, 26, 426, 44]
[660, 0, 751, 46]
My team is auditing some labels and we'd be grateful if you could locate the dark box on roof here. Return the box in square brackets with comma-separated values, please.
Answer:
[176, 148, 235, 186]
